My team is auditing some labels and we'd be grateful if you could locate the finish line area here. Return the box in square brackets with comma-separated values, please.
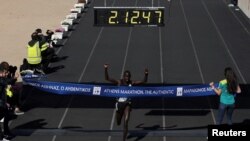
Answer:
[10, 0, 250, 141]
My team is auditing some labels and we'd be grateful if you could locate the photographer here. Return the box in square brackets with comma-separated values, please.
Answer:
[26, 32, 44, 74]
[0, 63, 15, 140]
[0, 62, 24, 115]
[45, 29, 56, 48]
[7, 65, 17, 79]
[35, 29, 58, 72]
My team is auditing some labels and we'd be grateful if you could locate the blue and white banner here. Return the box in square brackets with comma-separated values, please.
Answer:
[23, 77, 217, 97]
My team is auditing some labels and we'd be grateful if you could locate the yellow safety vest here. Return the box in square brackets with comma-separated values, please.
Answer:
[41, 42, 49, 52]
[27, 41, 42, 64]
[6, 85, 13, 97]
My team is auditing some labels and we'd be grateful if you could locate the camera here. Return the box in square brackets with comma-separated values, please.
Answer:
[8, 65, 17, 78]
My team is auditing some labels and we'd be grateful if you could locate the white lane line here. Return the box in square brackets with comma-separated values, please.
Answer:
[201, 0, 247, 84]
[180, 0, 217, 126]
[180, 0, 205, 83]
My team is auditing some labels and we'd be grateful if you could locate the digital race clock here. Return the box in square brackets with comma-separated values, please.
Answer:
[94, 7, 165, 27]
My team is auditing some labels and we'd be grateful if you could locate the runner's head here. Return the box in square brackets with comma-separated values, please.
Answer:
[123, 70, 131, 82]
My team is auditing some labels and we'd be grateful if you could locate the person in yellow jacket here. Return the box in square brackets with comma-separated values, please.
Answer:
[27, 32, 44, 74]
[35, 29, 57, 72]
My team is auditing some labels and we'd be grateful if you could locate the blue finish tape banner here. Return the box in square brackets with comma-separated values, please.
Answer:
[23, 77, 217, 97]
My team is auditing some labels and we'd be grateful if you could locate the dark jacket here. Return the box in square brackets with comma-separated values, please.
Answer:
[28, 40, 38, 47]
[0, 77, 7, 107]
[0, 77, 15, 108]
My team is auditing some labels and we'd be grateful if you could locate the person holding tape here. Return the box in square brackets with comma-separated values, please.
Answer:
[104, 64, 148, 141]
[210, 67, 241, 125]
